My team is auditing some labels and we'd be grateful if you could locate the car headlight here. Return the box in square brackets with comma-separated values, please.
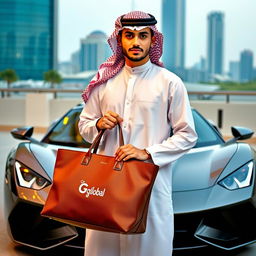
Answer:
[15, 161, 50, 190]
[218, 161, 254, 190]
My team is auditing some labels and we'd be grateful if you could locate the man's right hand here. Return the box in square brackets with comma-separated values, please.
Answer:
[96, 111, 123, 130]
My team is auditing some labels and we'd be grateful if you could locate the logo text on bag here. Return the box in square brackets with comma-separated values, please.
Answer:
[79, 180, 106, 198]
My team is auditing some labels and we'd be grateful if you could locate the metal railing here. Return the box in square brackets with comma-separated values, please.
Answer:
[1, 88, 256, 103]
[188, 90, 256, 103]
[0, 88, 83, 99]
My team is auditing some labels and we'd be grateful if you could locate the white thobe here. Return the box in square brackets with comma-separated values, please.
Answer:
[79, 60, 198, 256]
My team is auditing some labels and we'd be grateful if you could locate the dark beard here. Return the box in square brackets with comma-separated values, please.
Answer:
[122, 48, 150, 62]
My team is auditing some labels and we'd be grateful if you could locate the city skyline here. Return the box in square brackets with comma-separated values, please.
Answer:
[58, 0, 256, 72]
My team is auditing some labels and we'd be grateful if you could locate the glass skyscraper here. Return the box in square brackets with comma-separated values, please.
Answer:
[207, 12, 224, 77]
[240, 49, 254, 82]
[229, 61, 240, 82]
[80, 31, 111, 71]
[162, 0, 186, 71]
[0, 0, 58, 80]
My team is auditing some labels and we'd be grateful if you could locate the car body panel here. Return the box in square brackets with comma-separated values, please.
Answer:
[15, 142, 50, 181]
[172, 144, 237, 191]
[4, 105, 256, 251]
[173, 182, 254, 214]
[217, 143, 254, 181]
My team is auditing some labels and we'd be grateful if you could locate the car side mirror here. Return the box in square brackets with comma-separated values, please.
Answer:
[11, 126, 34, 140]
[10, 126, 40, 144]
[226, 126, 254, 144]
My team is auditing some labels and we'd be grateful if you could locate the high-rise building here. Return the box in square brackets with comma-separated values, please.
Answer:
[253, 68, 256, 81]
[0, 0, 58, 80]
[80, 31, 111, 72]
[185, 56, 208, 83]
[207, 12, 224, 77]
[162, 0, 186, 71]
[199, 57, 207, 72]
[240, 49, 254, 82]
[58, 61, 73, 75]
[71, 50, 81, 74]
[229, 61, 240, 82]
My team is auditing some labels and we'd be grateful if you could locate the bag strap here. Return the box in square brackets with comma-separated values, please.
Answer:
[81, 123, 124, 171]
[91, 129, 105, 154]
[92, 123, 124, 153]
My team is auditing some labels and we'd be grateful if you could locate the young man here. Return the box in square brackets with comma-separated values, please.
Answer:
[79, 11, 197, 256]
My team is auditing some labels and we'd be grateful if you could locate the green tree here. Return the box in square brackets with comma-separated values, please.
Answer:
[0, 69, 19, 96]
[43, 70, 62, 88]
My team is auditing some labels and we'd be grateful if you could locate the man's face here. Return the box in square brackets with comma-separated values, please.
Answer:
[119, 27, 155, 67]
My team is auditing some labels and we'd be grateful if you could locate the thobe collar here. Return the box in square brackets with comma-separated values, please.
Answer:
[124, 60, 152, 74]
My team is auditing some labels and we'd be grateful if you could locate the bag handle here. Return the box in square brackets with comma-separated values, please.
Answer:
[81, 123, 124, 171]
[92, 123, 124, 154]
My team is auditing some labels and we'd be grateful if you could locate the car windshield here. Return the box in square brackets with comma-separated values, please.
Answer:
[42, 107, 224, 148]
[192, 109, 224, 147]
[42, 107, 91, 148]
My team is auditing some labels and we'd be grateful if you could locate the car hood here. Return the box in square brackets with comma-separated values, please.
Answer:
[29, 143, 88, 180]
[29, 142, 237, 191]
[172, 143, 237, 191]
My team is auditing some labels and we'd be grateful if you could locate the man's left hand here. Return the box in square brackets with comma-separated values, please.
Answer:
[115, 144, 150, 161]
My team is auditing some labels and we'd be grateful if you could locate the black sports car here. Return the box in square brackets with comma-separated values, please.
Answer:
[4, 104, 256, 251]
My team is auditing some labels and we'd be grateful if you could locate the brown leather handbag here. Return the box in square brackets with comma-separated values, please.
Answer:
[41, 125, 159, 234]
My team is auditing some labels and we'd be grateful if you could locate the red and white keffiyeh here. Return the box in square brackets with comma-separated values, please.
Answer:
[82, 11, 164, 102]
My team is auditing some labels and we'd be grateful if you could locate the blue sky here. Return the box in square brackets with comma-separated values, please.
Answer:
[58, 0, 256, 71]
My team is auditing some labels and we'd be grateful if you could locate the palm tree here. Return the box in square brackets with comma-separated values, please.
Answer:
[0, 69, 19, 96]
[43, 70, 62, 88]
